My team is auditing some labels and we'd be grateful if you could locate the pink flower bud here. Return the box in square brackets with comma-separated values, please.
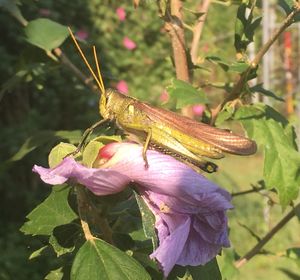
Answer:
[159, 90, 169, 103]
[123, 37, 137, 50]
[75, 29, 89, 41]
[116, 80, 129, 94]
[116, 7, 126, 21]
[192, 104, 205, 117]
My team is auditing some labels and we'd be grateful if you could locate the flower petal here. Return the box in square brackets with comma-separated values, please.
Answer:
[33, 157, 131, 195]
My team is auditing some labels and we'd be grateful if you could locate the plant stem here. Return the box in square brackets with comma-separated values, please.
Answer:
[190, 0, 211, 64]
[231, 186, 265, 197]
[211, 4, 300, 124]
[76, 185, 113, 244]
[76, 185, 94, 241]
[165, 0, 190, 82]
[235, 203, 300, 268]
[53, 48, 98, 93]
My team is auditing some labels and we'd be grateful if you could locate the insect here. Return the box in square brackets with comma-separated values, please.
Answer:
[68, 28, 257, 173]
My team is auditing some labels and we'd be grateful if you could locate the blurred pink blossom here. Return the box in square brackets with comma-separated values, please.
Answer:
[192, 104, 205, 117]
[116, 7, 126, 21]
[116, 80, 128, 94]
[160, 90, 169, 103]
[123, 37, 137, 50]
[38, 9, 51, 17]
[75, 29, 89, 41]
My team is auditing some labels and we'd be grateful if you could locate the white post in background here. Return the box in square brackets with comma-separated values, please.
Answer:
[262, 0, 271, 105]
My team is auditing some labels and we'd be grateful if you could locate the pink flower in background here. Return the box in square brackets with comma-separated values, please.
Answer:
[75, 29, 89, 41]
[33, 142, 232, 277]
[116, 7, 126, 21]
[123, 37, 137, 50]
[159, 90, 169, 103]
[116, 80, 129, 94]
[38, 9, 51, 17]
[192, 104, 205, 117]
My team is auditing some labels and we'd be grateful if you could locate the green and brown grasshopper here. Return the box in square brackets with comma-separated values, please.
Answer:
[68, 28, 257, 173]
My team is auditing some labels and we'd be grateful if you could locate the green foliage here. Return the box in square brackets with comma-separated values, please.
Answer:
[235, 104, 300, 207]
[21, 185, 77, 235]
[169, 259, 222, 280]
[71, 239, 151, 280]
[167, 79, 209, 109]
[25, 18, 69, 52]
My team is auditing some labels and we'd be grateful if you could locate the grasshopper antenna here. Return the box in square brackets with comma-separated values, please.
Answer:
[68, 27, 105, 96]
[92, 46, 105, 95]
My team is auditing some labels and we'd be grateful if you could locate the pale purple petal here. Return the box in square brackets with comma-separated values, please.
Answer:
[33, 157, 130, 195]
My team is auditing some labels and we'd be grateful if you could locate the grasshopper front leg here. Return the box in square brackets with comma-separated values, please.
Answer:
[65, 118, 110, 158]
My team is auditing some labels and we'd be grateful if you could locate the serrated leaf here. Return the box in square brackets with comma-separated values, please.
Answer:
[45, 267, 64, 280]
[21, 185, 77, 235]
[167, 79, 208, 109]
[82, 141, 103, 167]
[0, 0, 27, 26]
[24, 18, 69, 51]
[48, 142, 77, 168]
[206, 56, 248, 73]
[71, 239, 150, 280]
[134, 192, 158, 250]
[234, 104, 300, 207]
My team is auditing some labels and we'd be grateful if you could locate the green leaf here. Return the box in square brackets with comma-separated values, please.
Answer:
[167, 79, 209, 109]
[250, 84, 284, 102]
[169, 259, 221, 280]
[234, 3, 262, 53]
[49, 223, 80, 257]
[134, 192, 158, 250]
[82, 141, 104, 167]
[0, 0, 27, 26]
[24, 18, 69, 51]
[21, 185, 77, 236]
[29, 245, 48, 260]
[44, 267, 64, 280]
[48, 142, 77, 168]
[206, 56, 249, 73]
[7, 131, 57, 163]
[278, 0, 300, 21]
[7, 130, 81, 163]
[234, 104, 300, 207]
[220, 249, 240, 280]
[71, 239, 150, 280]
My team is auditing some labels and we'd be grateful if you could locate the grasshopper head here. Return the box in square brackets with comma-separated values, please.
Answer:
[99, 88, 127, 120]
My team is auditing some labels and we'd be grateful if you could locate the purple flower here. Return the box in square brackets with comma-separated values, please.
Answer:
[123, 37, 137, 50]
[33, 142, 232, 276]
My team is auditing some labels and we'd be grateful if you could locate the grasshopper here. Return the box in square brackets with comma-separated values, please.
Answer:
[68, 28, 257, 173]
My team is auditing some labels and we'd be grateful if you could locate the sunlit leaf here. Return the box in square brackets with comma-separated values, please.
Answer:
[21, 185, 77, 235]
[24, 18, 69, 51]
[71, 239, 150, 280]
[235, 104, 300, 207]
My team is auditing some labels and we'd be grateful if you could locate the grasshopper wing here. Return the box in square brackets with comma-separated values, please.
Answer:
[137, 102, 257, 155]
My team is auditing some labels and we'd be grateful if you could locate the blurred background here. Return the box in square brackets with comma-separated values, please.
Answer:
[0, 1, 300, 279]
